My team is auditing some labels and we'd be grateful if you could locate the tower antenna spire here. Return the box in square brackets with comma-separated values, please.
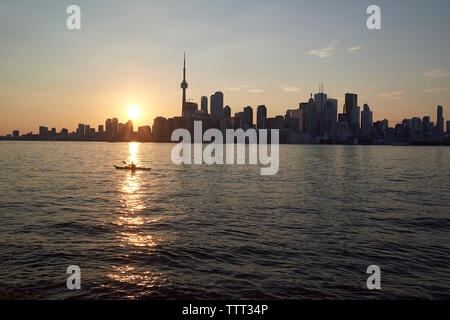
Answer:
[181, 52, 188, 116]
[183, 52, 186, 81]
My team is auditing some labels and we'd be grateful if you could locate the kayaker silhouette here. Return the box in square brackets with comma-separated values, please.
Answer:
[114, 161, 150, 171]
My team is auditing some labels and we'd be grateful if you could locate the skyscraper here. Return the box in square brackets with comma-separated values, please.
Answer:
[243, 106, 253, 128]
[223, 105, 231, 118]
[314, 92, 327, 113]
[411, 117, 422, 134]
[126, 120, 133, 141]
[361, 104, 373, 135]
[76, 124, 84, 139]
[105, 118, 112, 138]
[112, 118, 119, 139]
[210, 91, 224, 119]
[423, 116, 430, 133]
[180, 53, 188, 117]
[344, 93, 357, 123]
[201, 96, 208, 114]
[350, 106, 360, 131]
[233, 112, 244, 129]
[257, 105, 267, 129]
[324, 99, 337, 133]
[153, 117, 167, 142]
[382, 119, 389, 131]
[84, 125, 91, 138]
[304, 95, 318, 137]
[437, 105, 444, 134]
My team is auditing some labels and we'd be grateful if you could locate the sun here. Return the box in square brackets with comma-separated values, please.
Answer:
[128, 105, 141, 120]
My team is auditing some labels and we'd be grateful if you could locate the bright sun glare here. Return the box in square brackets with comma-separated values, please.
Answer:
[128, 106, 141, 120]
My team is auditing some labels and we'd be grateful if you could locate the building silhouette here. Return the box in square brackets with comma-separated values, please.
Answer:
[201, 96, 208, 114]
[112, 118, 119, 140]
[361, 104, 373, 135]
[224, 105, 231, 118]
[210, 91, 224, 120]
[344, 93, 358, 128]
[243, 106, 253, 129]
[257, 105, 267, 129]
[351, 106, 361, 131]
[437, 105, 444, 134]
[324, 99, 338, 133]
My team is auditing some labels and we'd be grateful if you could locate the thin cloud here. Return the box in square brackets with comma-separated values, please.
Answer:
[422, 87, 450, 93]
[248, 89, 265, 93]
[225, 85, 249, 92]
[379, 91, 406, 97]
[423, 69, 450, 80]
[281, 85, 300, 92]
[347, 46, 362, 53]
[368, 86, 377, 90]
[308, 41, 339, 59]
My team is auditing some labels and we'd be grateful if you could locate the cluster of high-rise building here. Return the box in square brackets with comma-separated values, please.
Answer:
[2, 56, 449, 145]
[5, 118, 152, 142]
[146, 57, 449, 145]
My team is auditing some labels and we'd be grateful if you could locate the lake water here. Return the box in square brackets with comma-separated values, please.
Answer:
[0, 141, 449, 299]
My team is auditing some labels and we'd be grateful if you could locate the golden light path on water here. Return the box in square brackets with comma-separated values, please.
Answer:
[106, 142, 161, 296]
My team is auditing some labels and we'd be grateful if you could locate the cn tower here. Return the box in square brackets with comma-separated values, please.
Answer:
[180, 53, 188, 116]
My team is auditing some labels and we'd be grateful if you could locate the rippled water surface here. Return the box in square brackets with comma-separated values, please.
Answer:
[0, 142, 449, 299]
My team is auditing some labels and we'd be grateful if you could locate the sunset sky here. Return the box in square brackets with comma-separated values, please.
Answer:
[1, 0, 449, 135]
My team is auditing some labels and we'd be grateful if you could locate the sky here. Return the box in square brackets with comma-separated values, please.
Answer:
[1, 0, 450, 135]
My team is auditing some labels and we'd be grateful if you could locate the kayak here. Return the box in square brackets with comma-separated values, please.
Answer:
[114, 165, 151, 171]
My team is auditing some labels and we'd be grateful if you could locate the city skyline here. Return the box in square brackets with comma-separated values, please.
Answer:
[1, 53, 448, 141]
[3, 55, 447, 146]
[1, 1, 450, 135]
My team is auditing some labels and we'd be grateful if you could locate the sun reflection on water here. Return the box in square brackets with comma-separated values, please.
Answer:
[110, 142, 161, 293]
[128, 142, 139, 164]
[106, 265, 163, 298]
[121, 174, 146, 213]
[119, 232, 157, 248]
[107, 265, 159, 285]
[120, 142, 145, 212]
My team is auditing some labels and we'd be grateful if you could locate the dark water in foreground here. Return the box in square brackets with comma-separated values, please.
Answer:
[0, 142, 449, 299]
